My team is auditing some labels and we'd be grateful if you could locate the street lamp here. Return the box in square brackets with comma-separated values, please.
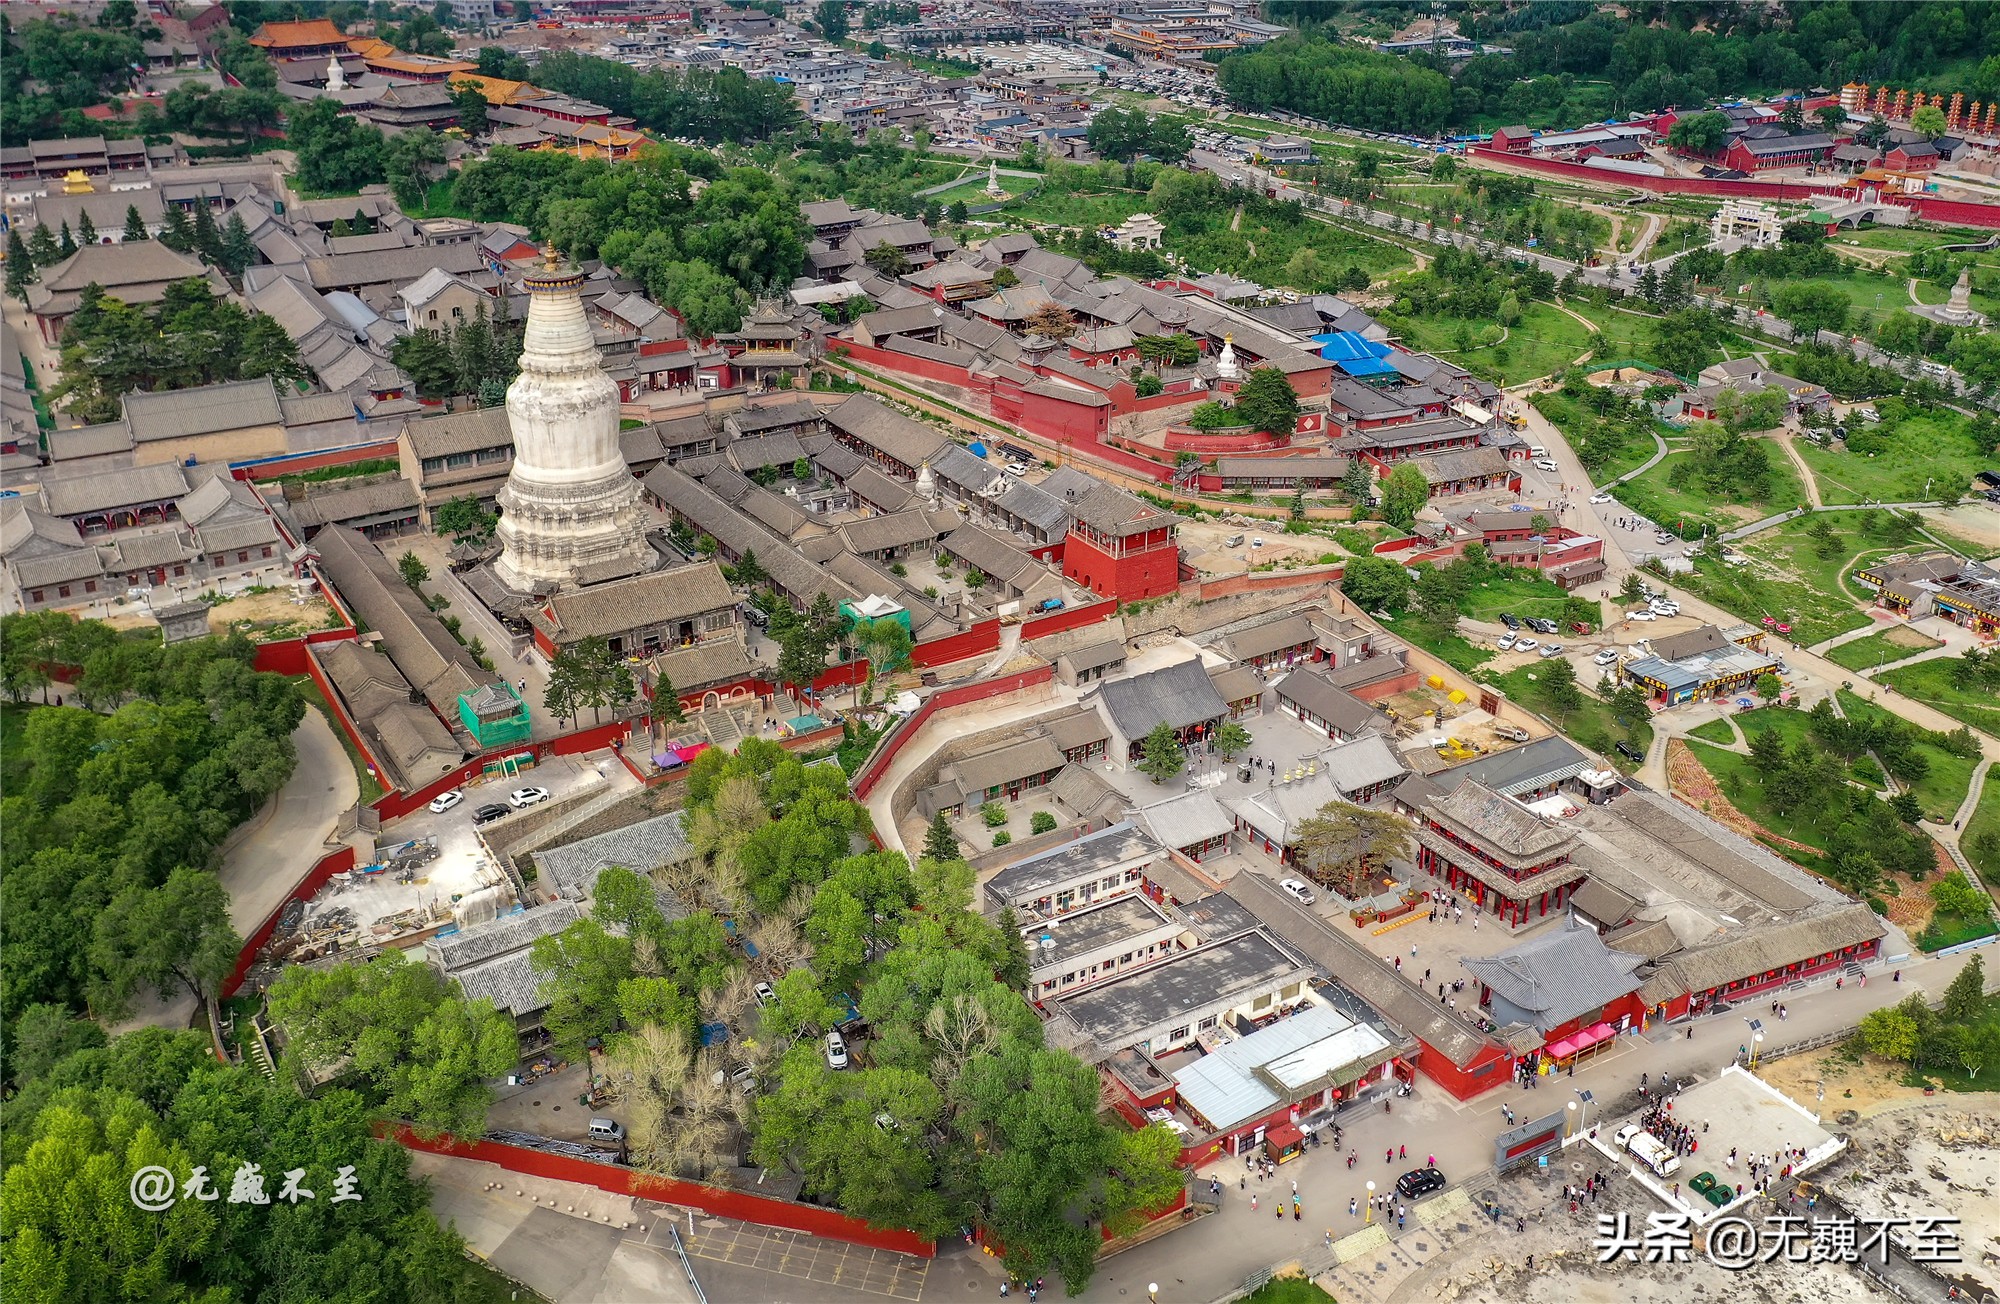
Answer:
[1566, 1099, 1577, 1139]
[1751, 1032, 1764, 1068]
[1365, 1180, 1376, 1223]
[1149, 1286, 1159, 1303]
[1575, 1087, 1594, 1133]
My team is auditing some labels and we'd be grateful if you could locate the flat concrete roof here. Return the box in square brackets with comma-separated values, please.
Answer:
[1025, 894, 1176, 972]
[1054, 930, 1306, 1047]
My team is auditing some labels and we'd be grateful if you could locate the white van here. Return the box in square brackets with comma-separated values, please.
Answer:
[588, 1117, 625, 1143]
[1527, 444, 1547, 458]
[1614, 1124, 1681, 1178]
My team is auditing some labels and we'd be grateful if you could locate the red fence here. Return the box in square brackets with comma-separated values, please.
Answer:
[387, 1127, 935, 1257]
[1468, 147, 2000, 229]
[222, 844, 356, 996]
[911, 617, 1000, 669]
[1019, 600, 1117, 642]
[233, 440, 401, 482]
[850, 663, 1054, 800]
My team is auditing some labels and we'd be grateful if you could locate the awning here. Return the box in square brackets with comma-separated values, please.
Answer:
[1265, 1122, 1305, 1151]
[1545, 1036, 1580, 1059]
[1583, 1021, 1616, 1043]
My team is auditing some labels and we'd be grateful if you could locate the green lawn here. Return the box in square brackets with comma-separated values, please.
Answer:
[1963, 770, 2000, 881]
[1687, 716, 1739, 745]
[1387, 300, 1593, 387]
[1456, 570, 1597, 627]
[1480, 662, 1652, 765]
[1721, 265, 1909, 333]
[1243, 1278, 1338, 1304]
[1837, 690, 1977, 822]
[1877, 656, 2000, 739]
[292, 675, 384, 796]
[1615, 445, 1809, 542]
[1792, 413, 1993, 506]
[1674, 514, 1891, 647]
[1825, 225, 1994, 254]
[1377, 614, 1493, 676]
[1684, 738, 1846, 853]
[1822, 627, 1944, 675]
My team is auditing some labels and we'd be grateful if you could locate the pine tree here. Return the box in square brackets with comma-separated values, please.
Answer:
[57, 223, 77, 258]
[5, 228, 35, 299]
[27, 224, 61, 267]
[1637, 265, 1661, 306]
[190, 202, 222, 263]
[451, 305, 495, 395]
[219, 213, 255, 276]
[77, 212, 98, 246]
[922, 810, 960, 864]
[159, 207, 194, 253]
[122, 204, 149, 241]
[1943, 953, 1985, 1024]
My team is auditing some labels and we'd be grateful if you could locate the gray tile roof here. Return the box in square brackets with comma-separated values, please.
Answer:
[311, 525, 497, 714]
[124, 377, 281, 441]
[402, 405, 513, 459]
[532, 562, 734, 643]
[535, 812, 694, 910]
[824, 394, 947, 468]
[1095, 657, 1229, 739]
[1432, 735, 1594, 799]
[1460, 921, 1645, 1032]
[1132, 790, 1234, 851]
[40, 461, 190, 517]
[1068, 483, 1175, 537]
[1222, 613, 1318, 663]
[1273, 667, 1387, 736]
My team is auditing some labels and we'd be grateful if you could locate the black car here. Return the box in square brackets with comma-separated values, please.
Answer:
[1615, 741, 1645, 763]
[1498, 613, 1522, 630]
[1396, 1167, 1447, 1199]
[471, 803, 510, 826]
[1526, 617, 1558, 635]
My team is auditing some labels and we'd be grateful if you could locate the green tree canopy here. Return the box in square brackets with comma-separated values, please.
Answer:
[1232, 366, 1300, 438]
[1380, 462, 1430, 527]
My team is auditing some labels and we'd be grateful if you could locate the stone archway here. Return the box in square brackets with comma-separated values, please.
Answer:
[702, 691, 720, 712]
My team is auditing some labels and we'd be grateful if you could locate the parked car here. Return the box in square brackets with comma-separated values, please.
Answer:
[1526, 617, 1559, 634]
[1627, 609, 1657, 622]
[1616, 741, 1645, 762]
[753, 981, 777, 1007]
[1396, 1167, 1448, 1199]
[1594, 648, 1621, 665]
[1279, 878, 1316, 905]
[1588, 492, 1613, 504]
[587, 1117, 625, 1143]
[1533, 458, 1559, 472]
[1654, 531, 1674, 544]
[1492, 723, 1530, 742]
[825, 1030, 850, 1070]
[1537, 643, 1564, 658]
[1251, 537, 1265, 548]
[508, 785, 552, 809]
[427, 790, 463, 814]
[471, 803, 509, 826]
[1498, 612, 1522, 630]
[1496, 632, 1517, 651]
[1005, 461, 1029, 476]
[743, 606, 769, 628]
[1514, 637, 1539, 651]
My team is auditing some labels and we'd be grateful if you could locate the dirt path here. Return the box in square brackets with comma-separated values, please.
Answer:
[1771, 431, 1824, 508]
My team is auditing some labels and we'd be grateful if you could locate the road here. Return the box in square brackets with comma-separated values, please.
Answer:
[219, 706, 361, 934]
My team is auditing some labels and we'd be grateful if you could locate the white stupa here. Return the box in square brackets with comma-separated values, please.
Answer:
[1216, 333, 1240, 381]
[327, 55, 346, 91]
[914, 459, 938, 507]
[492, 253, 653, 593]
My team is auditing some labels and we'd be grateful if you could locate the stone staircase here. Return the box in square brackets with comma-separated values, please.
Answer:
[702, 706, 743, 753]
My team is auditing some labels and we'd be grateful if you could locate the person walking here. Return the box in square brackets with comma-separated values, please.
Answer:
[1251, 1194, 1258, 1212]
[1386, 1148, 1395, 1164]
[1399, 1144, 1407, 1159]
[1350, 1197, 1358, 1218]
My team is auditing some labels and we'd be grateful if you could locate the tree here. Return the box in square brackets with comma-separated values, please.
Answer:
[1340, 553, 1409, 612]
[1857, 1003, 1920, 1065]
[1754, 672, 1783, 701]
[89, 867, 240, 1015]
[451, 79, 489, 136]
[1133, 372, 1163, 398]
[1380, 461, 1430, 527]
[1770, 282, 1850, 338]
[26, 223, 61, 269]
[1934, 874, 1991, 928]
[1213, 720, 1252, 760]
[852, 616, 913, 704]
[1294, 800, 1412, 899]
[431, 493, 497, 541]
[286, 97, 387, 194]
[1857, 115, 1892, 148]
[4, 228, 33, 299]
[1024, 301, 1077, 341]
[1342, 457, 1375, 506]
[1816, 105, 1848, 134]
[1666, 111, 1730, 153]
[266, 950, 516, 1138]
[1232, 367, 1300, 438]
[815, 0, 850, 41]
[653, 671, 685, 727]
[1136, 722, 1185, 784]
[1911, 104, 1948, 140]
[5, 1002, 108, 1087]
[57, 222, 77, 259]
[397, 551, 430, 590]
[77, 211, 98, 247]
[922, 810, 961, 864]
[863, 241, 911, 277]
[1539, 656, 1582, 720]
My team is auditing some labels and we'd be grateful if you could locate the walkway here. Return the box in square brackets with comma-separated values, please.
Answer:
[1718, 499, 1942, 543]
[1771, 432, 1823, 509]
[218, 707, 361, 934]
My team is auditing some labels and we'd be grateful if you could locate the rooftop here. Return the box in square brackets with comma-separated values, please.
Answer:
[1053, 929, 1307, 1049]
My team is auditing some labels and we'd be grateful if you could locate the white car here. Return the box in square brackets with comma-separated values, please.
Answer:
[825, 1031, 850, 1070]
[1005, 461, 1029, 476]
[1588, 492, 1613, 504]
[1279, 878, 1316, 905]
[1514, 637, 1539, 651]
[427, 789, 463, 814]
[1533, 458, 1559, 472]
[753, 981, 777, 1007]
[1537, 643, 1564, 658]
[1628, 609, 1657, 622]
[507, 785, 552, 809]
[1654, 531, 1674, 544]
[1251, 537, 1265, 548]
[1496, 632, 1517, 651]
[1594, 648, 1620, 665]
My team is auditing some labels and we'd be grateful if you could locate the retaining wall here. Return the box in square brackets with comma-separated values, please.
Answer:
[387, 1127, 935, 1258]
[850, 664, 1056, 801]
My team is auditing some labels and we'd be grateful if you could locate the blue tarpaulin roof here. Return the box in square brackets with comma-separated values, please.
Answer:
[1312, 332, 1397, 374]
